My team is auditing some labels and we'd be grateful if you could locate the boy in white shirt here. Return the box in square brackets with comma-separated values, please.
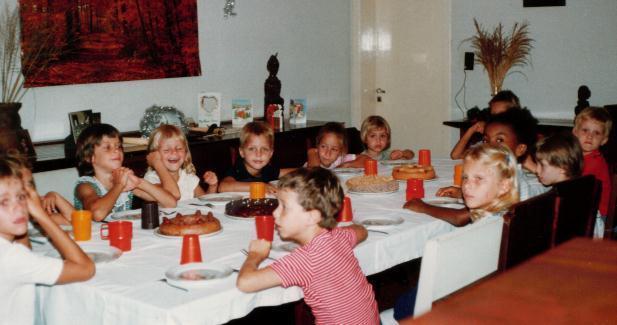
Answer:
[0, 154, 94, 325]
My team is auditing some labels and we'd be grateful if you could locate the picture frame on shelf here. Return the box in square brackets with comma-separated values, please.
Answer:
[197, 92, 222, 128]
[231, 99, 253, 128]
[289, 99, 307, 125]
[68, 109, 93, 143]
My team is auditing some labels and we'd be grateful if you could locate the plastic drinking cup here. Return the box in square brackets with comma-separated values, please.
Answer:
[141, 201, 160, 229]
[180, 234, 203, 264]
[453, 164, 463, 187]
[100, 220, 133, 251]
[406, 178, 425, 200]
[418, 149, 431, 166]
[337, 196, 354, 222]
[250, 182, 266, 199]
[364, 159, 378, 176]
[71, 210, 92, 241]
[255, 215, 275, 241]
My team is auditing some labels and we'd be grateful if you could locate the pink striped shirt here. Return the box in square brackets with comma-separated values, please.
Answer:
[270, 228, 379, 325]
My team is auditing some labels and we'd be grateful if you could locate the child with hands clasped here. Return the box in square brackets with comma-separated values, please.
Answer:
[236, 168, 379, 324]
[0, 156, 94, 324]
[74, 124, 176, 221]
[306, 122, 362, 169]
[572, 107, 613, 237]
[360, 115, 414, 161]
[145, 125, 218, 201]
[219, 122, 293, 193]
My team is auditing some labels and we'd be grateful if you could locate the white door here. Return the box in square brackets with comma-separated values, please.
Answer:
[352, 0, 452, 157]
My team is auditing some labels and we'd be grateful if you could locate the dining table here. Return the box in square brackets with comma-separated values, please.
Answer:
[33, 158, 460, 325]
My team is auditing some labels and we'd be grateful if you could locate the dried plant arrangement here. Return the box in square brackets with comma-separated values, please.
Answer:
[0, 4, 57, 103]
[469, 19, 533, 95]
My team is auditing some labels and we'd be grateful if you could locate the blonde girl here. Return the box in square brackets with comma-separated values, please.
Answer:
[463, 143, 519, 222]
[145, 125, 218, 201]
[360, 116, 414, 161]
[74, 124, 176, 221]
[306, 122, 363, 169]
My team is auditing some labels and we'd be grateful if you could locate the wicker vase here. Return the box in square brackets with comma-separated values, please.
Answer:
[0, 102, 23, 130]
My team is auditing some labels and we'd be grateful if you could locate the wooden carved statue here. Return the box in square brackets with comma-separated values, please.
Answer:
[264, 53, 284, 116]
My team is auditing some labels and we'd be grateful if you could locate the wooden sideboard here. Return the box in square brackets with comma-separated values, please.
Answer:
[33, 120, 338, 178]
[443, 117, 574, 139]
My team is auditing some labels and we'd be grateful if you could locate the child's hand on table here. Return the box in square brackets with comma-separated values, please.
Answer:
[436, 186, 462, 199]
[390, 150, 404, 160]
[403, 198, 431, 213]
[266, 184, 277, 194]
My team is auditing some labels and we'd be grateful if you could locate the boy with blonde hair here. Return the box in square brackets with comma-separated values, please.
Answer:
[219, 122, 293, 193]
[572, 107, 612, 236]
[237, 167, 379, 324]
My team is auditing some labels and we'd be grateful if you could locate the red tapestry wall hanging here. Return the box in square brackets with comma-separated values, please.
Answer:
[20, 0, 201, 87]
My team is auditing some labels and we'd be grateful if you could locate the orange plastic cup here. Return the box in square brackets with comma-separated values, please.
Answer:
[453, 164, 464, 187]
[180, 234, 203, 265]
[71, 210, 92, 241]
[250, 182, 266, 199]
[337, 196, 353, 222]
[364, 159, 378, 176]
[406, 178, 425, 200]
[255, 215, 275, 241]
[418, 149, 431, 166]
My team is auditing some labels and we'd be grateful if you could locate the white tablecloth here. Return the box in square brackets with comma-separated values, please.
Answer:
[35, 159, 459, 325]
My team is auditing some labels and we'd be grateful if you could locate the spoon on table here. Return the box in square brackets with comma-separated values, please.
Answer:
[188, 202, 215, 208]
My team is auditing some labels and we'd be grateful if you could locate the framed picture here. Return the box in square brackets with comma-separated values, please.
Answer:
[523, 0, 565, 7]
[17, 130, 36, 159]
[231, 99, 253, 128]
[198, 92, 222, 127]
[68, 110, 93, 143]
[289, 99, 307, 125]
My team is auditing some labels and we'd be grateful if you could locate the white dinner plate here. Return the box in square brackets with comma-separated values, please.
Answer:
[272, 242, 299, 253]
[111, 209, 142, 221]
[380, 159, 415, 166]
[397, 176, 439, 183]
[333, 168, 364, 175]
[198, 193, 245, 206]
[224, 214, 255, 221]
[153, 227, 223, 239]
[165, 263, 233, 289]
[423, 197, 465, 207]
[356, 216, 404, 227]
[347, 189, 399, 195]
[47, 245, 122, 264]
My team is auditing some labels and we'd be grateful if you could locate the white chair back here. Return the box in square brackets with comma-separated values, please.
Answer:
[413, 216, 503, 317]
[33, 168, 79, 204]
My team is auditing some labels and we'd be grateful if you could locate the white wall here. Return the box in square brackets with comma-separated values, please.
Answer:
[11, 0, 351, 141]
[451, 0, 617, 121]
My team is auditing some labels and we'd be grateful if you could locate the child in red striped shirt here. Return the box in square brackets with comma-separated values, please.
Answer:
[237, 167, 379, 324]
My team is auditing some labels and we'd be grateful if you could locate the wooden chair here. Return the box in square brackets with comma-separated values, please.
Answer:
[605, 170, 617, 240]
[499, 190, 557, 272]
[552, 175, 601, 245]
[380, 217, 504, 323]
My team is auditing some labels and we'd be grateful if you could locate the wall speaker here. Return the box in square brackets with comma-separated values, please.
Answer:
[464, 52, 474, 71]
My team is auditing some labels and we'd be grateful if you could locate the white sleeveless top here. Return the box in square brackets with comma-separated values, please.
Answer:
[144, 169, 199, 201]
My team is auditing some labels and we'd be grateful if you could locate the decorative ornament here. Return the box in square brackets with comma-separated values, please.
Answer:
[139, 105, 189, 138]
[224, 0, 237, 18]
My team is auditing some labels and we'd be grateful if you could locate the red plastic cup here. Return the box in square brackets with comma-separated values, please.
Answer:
[453, 164, 463, 187]
[406, 178, 425, 200]
[418, 149, 431, 166]
[100, 221, 133, 251]
[255, 215, 275, 241]
[337, 196, 353, 222]
[364, 159, 378, 176]
[180, 234, 203, 265]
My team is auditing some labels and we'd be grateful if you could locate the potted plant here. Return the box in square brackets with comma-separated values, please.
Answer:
[469, 19, 533, 96]
[0, 4, 57, 130]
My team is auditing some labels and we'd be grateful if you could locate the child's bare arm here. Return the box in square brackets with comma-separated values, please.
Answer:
[201, 171, 219, 194]
[436, 186, 463, 199]
[42, 192, 74, 223]
[450, 121, 485, 159]
[344, 224, 368, 245]
[76, 182, 123, 221]
[403, 199, 471, 226]
[339, 154, 370, 168]
[218, 176, 251, 192]
[237, 239, 282, 292]
[306, 148, 321, 167]
[26, 187, 95, 284]
[279, 168, 296, 177]
[147, 151, 181, 200]
[132, 176, 177, 208]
